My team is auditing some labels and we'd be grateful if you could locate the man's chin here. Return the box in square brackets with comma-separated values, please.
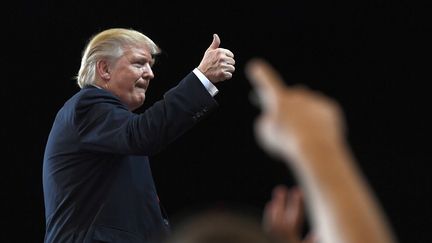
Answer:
[138, 95, 146, 106]
[128, 95, 145, 111]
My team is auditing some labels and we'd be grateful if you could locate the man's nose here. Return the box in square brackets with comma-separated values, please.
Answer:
[141, 63, 154, 79]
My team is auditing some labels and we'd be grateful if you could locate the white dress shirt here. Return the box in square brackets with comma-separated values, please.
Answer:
[192, 68, 219, 97]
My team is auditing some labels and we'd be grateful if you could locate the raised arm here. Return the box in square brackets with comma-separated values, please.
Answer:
[246, 58, 397, 243]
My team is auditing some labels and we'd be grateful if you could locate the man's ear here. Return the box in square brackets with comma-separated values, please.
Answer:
[96, 59, 111, 81]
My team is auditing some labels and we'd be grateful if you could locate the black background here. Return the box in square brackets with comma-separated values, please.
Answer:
[3, 0, 430, 242]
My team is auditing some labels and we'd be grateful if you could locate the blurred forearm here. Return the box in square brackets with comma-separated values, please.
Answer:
[288, 138, 397, 243]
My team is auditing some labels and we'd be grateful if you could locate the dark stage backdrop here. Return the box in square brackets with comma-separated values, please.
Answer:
[4, 0, 430, 242]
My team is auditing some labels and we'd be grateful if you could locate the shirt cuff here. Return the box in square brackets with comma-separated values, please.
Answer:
[192, 68, 219, 97]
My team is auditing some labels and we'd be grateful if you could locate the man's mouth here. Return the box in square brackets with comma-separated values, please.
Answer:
[135, 82, 148, 91]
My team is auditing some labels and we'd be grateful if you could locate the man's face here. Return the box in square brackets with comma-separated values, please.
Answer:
[107, 45, 155, 111]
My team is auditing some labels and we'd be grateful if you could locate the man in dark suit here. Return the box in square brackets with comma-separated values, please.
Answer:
[42, 28, 235, 243]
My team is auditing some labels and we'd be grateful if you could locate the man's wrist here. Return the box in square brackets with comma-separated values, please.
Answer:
[193, 68, 219, 97]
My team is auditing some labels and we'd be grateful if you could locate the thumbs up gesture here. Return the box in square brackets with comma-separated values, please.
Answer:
[197, 34, 235, 83]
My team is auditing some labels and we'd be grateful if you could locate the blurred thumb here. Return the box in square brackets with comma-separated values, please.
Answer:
[207, 34, 220, 51]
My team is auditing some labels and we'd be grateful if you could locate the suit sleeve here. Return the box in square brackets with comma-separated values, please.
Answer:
[74, 72, 218, 155]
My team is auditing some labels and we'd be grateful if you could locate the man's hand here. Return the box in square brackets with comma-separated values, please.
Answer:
[198, 34, 235, 83]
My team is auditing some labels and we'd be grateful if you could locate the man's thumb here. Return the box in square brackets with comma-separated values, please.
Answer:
[207, 34, 220, 51]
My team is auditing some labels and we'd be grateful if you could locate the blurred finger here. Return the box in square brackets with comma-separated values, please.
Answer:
[263, 185, 288, 229]
[302, 232, 318, 243]
[286, 187, 305, 235]
[245, 58, 287, 111]
[245, 58, 286, 96]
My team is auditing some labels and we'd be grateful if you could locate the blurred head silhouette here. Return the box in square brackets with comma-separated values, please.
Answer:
[163, 209, 273, 243]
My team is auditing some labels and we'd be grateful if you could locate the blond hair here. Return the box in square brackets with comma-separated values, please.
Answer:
[76, 28, 160, 88]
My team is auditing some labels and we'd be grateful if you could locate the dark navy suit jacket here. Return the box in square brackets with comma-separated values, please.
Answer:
[43, 72, 218, 242]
